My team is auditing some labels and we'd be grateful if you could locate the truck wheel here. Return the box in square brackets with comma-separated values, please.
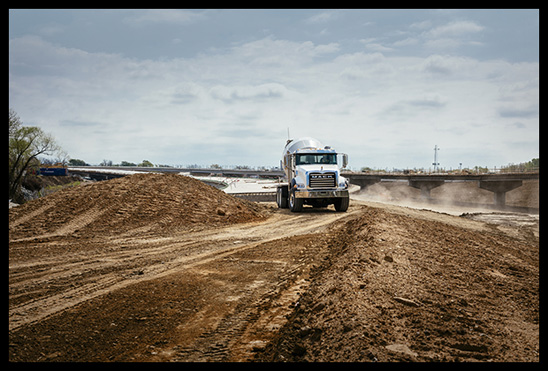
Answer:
[277, 186, 288, 208]
[334, 196, 349, 212]
[289, 189, 304, 212]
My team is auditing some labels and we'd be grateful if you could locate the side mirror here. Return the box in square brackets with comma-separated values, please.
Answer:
[341, 154, 348, 168]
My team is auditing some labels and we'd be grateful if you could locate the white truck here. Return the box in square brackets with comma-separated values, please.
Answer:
[276, 137, 349, 212]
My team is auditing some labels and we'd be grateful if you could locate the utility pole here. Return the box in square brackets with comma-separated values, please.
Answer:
[432, 145, 440, 172]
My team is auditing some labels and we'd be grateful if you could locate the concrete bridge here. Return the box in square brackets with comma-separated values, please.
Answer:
[345, 172, 539, 207]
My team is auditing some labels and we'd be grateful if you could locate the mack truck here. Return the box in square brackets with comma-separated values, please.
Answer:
[276, 137, 350, 212]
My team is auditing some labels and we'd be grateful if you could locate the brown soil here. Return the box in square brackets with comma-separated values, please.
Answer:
[9, 174, 538, 362]
[9, 173, 265, 242]
[256, 202, 539, 362]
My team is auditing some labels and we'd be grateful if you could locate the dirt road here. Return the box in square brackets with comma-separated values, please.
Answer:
[9, 174, 538, 362]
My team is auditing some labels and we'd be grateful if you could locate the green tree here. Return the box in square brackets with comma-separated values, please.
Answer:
[68, 158, 89, 166]
[9, 109, 62, 202]
[139, 160, 154, 167]
[527, 158, 539, 169]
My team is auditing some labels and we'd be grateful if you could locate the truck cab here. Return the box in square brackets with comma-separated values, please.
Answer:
[277, 137, 349, 212]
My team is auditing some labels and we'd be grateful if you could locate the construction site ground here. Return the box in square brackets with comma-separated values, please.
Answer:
[9, 173, 539, 362]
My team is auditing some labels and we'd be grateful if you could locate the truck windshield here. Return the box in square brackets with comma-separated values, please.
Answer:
[296, 154, 337, 165]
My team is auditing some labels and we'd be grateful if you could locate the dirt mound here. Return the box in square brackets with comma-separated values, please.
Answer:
[256, 207, 539, 362]
[9, 173, 265, 240]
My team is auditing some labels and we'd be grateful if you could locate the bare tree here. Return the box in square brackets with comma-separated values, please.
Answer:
[9, 109, 62, 202]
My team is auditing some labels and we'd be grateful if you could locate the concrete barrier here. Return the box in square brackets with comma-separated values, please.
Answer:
[231, 192, 277, 202]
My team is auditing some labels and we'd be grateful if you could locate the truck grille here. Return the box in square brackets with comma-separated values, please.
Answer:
[309, 172, 336, 188]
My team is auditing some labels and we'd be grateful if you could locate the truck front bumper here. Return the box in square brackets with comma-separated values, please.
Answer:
[294, 189, 349, 198]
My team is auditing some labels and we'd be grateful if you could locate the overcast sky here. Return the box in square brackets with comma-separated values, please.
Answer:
[9, 9, 539, 169]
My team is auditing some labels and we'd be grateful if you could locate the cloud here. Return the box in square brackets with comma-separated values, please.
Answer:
[215, 122, 270, 139]
[361, 41, 394, 53]
[498, 105, 538, 118]
[510, 122, 526, 129]
[422, 54, 479, 75]
[237, 37, 340, 63]
[123, 9, 207, 25]
[409, 20, 432, 30]
[59, 120, 102, 128]
[423, 20, 484, 38]
[406, 97, 446, 108]
[210, 83, 288, 102]
[38, 23, 65, 36]
[422, 55, 454, 75]
[379, 96, 446, 122]
[392, 37, 419, 47]
[304, 10, 340, 24]
[386, 19, 486, 54]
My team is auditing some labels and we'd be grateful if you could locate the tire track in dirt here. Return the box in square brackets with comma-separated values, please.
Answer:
[9, 204, 361, 362]
[9, 207, 360, 334]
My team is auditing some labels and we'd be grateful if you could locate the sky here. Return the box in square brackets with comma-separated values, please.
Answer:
[9, 9, 539, 170]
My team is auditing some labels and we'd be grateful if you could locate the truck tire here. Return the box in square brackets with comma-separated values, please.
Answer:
[276, 186, 288, 208]
[334, 196, 349, 212]
[289, 189, 304, 212]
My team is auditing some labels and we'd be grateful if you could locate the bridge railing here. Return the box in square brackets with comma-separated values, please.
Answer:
[344, 167, 539, 176]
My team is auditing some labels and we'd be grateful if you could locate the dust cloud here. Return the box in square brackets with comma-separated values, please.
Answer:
[350, 179, 539, 216]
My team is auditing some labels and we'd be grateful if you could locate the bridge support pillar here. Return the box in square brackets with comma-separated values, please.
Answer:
[349, 177, 381, 191]
[408, 180, 445, 200]
[479, 180, 522, 208]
